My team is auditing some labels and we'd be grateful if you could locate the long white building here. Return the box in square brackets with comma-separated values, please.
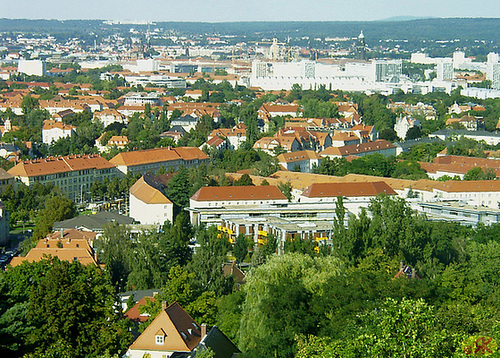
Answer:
[250, 59, 403, 92]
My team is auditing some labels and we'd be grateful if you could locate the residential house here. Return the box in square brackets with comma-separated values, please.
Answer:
[207, 123, 247, 150]
[52, 109, 75, 122]
[419, 155, 500, 180]
[10, 229, 99, 267]
[129, 175, 174, 225]
[110, 147, 209, 175]
[160, 125, 186, 143]
[0, 169, 14, 194]
[8, 154, 120, 201]
[0, 143, 21, 162]
[253, 136, 300, 154]
[93, 108, 127, 127]
[277, 150, 322, 173]
[320, 139, 396, 159]
[123, 302, 202, 358]
[171, 114, 200, 132]
[53, 212, 134, 233]
[394, 116, 421, 140]
[95, 134, 129, 152]
[42, 120, 76, 145]
[257, 102, 302, 131]
[330, 131, 361, 147]
[445, 115, 482, 130]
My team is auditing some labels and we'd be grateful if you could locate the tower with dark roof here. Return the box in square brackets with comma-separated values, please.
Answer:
[355, 31, 367, 60]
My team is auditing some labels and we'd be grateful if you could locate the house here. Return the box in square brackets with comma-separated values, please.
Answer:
[160, 126, 186, 143]
[207, 123, 247, 150]
[123, 302, 202, 358]
[257, 102, 302, 131]
[8, 154, 120, 201]
[110, 147, 209, 176]
[0, 169, 14, 193]
[394, 116, 421, 140]
[277, 150, 322, 173]
[0, 143, 21, 162]
[129, 175, 174, 225]
[52, 109, 75, 122]
[330, 131, 361, 147]
[320, 139, 396, 159]
[200, 136, 228, 152]
[419, 155, 500, 180]
[53, 211, 134, 233]
[95, 134, 129, 152]
[445, 115, 482, 131]
[9, 229, 99, 267]
[171, 114, 200, 132]
[42, 120, 76, 145]
[93, 108, 127, 127]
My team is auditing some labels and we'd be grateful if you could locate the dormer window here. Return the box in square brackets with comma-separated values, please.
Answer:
[156, 335, 164, 345]
[155, 329, 166, 345]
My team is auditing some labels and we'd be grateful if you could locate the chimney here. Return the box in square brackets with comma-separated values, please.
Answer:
[411, 268, 416, 279]
[201, 323, 207, 338]
[161, 301, 167, 311]
[60, 228, 64, 239]
[400, 261, 404, 270]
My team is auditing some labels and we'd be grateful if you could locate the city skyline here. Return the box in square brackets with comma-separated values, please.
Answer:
[2, 0, 500, 22]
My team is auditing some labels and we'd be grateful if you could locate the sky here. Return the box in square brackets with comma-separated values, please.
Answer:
[1, 0, 500, 22]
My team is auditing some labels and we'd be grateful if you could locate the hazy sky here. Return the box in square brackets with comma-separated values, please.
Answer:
[1, 0, 500, 22]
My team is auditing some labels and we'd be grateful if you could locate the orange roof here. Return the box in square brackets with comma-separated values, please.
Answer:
[191, 185, 286, 202]
[438, 180, 500, 193]
[320, 140, 395, 157]
[42, 120, 76, 131]
[110, 147, 208, 167]
[301, 181, 396, 198]
[129, 302, 201, 352]
[277, 150, 322, 163]
[9, 247, 98, 267]
[8, 154, 114, 177]
[129, 176, 172, 205]
[125, 296, 157, 323]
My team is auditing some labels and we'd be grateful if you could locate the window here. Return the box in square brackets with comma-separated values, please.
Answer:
[155, 335, 164, 345]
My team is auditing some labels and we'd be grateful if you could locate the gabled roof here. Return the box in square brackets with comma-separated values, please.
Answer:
[125, 296, 157, 323]
[277, 150, 321, 164]
[130, 176, 172, 205]
[320, 140, 395, 157]
[110, 147, 208, 167]
[191, 185, 287, 202]
[301, 181, 396, 198]
[129, 302, 202, 352]
[8, 154, 114, 177]
[9, 247, 98, 267]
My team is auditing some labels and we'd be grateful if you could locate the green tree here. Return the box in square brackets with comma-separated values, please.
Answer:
[233, 234, 248, 263]
[239, 253, 342, 358]
[32, 196, 77, 242]
[0, 258, 131, 357]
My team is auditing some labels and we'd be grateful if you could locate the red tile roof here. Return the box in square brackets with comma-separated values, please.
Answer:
[191, 185, 287, 202]
[301, 181, 396, 198]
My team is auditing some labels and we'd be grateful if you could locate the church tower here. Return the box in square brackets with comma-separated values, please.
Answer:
[355, 31, 367, 60]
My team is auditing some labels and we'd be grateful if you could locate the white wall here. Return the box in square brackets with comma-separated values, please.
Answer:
[129, 194, 173, 225]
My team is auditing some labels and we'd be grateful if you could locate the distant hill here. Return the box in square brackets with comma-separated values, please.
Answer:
[379, 16, 436, 22]
[0, 17, 499, 43]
